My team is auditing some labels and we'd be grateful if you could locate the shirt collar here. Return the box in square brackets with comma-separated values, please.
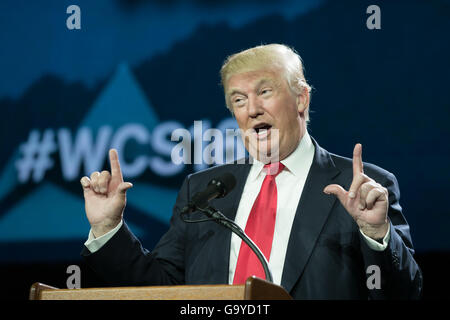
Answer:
[248, 131, 315, 181]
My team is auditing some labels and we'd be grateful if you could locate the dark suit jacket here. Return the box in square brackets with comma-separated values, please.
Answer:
[82, 138, 422, 299]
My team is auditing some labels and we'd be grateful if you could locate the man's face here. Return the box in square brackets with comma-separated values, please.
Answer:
[226, 68, 307, 162]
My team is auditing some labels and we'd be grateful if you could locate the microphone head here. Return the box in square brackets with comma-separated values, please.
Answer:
[209, 172, 236, 198]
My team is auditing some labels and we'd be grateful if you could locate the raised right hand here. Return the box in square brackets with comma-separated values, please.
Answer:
[80, 149, 133, 237]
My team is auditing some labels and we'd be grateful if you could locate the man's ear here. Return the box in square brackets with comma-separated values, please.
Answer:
[296, 89, 309, 116]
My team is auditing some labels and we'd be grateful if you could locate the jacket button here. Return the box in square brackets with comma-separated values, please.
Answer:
[392, 252, 400, 267]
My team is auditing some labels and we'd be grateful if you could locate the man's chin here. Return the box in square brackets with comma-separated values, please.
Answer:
[248, 144, 280, 164]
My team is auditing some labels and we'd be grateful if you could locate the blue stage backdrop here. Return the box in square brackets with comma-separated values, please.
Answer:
[1, 0, 449, 264]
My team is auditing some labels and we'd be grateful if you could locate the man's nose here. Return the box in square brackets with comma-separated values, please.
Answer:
[247, 95, 263, 118]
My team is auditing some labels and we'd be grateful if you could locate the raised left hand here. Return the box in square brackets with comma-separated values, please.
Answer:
[323, 144, 389, 240]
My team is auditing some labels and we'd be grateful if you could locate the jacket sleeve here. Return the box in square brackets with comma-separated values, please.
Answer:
[81, 176, 191, 286]
[359, 171, 423, 299]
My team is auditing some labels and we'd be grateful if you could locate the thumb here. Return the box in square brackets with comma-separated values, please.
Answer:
[117, 182, 133, 195]
[323, 184, 347, 203]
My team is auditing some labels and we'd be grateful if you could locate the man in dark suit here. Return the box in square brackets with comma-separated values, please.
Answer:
[80, 44, 422, 299]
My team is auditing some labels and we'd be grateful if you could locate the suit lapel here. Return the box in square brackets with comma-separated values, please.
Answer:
[281, 139, 341, 293]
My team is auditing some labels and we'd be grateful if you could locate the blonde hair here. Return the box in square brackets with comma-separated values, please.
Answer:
[220, 44, 312, 121]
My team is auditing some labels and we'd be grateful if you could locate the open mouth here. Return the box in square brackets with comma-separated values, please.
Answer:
[253, 123, 272, 139]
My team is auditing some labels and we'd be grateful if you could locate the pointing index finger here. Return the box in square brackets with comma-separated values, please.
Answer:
[353, 143, 364, 176]
[109, 149, 123, 181]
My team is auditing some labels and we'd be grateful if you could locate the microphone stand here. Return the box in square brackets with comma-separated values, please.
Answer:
[198, 206, 273, 284]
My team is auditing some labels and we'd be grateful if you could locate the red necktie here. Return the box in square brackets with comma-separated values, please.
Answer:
[233, 162, 285, 284]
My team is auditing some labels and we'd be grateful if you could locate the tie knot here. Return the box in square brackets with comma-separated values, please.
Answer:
[264, 162, 285, 177]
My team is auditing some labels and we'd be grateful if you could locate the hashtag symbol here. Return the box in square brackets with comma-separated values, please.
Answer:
[15, 129, 57, 183]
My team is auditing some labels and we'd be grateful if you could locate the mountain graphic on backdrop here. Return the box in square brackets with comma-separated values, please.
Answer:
[0, 64, 178, 256]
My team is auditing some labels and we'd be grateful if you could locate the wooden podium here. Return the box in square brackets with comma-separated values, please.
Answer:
[29, 276, 292, 300]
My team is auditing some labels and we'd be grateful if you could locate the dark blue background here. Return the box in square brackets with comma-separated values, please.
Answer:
[1, 0, 449, 299]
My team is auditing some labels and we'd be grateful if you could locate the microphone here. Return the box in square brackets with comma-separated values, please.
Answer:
[181, 172, 236, 214]
[180, 172, 273, 283]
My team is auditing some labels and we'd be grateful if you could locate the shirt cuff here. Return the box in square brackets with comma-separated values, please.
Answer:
[359, 223, 391, 251]
[84, 220, 123, 253]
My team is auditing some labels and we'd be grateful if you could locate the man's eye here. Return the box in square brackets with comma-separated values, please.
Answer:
[233, 97, 245, 106]
[261, 88, 272, 95]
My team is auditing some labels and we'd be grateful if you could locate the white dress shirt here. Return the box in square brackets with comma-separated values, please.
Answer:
[228, 131, 315, 285]
[85, 132, 390, 286]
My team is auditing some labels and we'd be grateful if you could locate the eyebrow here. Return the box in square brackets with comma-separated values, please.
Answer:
[227, 78, 276, 97]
